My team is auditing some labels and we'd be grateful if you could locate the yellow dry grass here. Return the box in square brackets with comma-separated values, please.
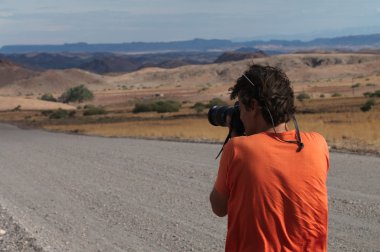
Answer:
[44, 118, 228, 142]
[44, 110, 380, 154]
[296, 111, 380, 153]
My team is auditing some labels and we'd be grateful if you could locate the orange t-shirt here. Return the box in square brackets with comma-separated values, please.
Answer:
[215, 130, 329, 252]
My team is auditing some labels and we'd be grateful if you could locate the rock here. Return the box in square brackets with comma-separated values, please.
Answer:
[0, 229, 6, 235]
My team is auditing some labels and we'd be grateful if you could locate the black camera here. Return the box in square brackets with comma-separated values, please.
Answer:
[208, 102, 245, 136]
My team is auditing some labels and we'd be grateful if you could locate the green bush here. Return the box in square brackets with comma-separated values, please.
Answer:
[360, 99, 375, 112]
[319, 94, 325, 98]
[154, 100, 181, 113]
[48, 109, 75, 119]
[296, 92, 311, 101]
[373, 90, 380, 97]
[207, 98, 228, 108]
[133, 100, 181, 113]
[331, 93, 342, 97]
[192, 102, 207, 113]
[362, 90, 380, 98]
[83, 105, 107, 116]
[12, 105, 21, 111]
[40, 93, 57, 102]
[363, 92, 373, 98]
[351, 83, 360, 88]
[41, 110, 54, 117]
[133, 102, 154, 113]
[59, 85, 94, 103]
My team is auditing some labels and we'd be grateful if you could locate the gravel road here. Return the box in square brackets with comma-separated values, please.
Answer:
[0, 123, 379, 251]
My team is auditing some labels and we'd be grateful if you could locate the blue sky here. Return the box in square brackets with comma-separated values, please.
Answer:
[0, 0, 379, 46]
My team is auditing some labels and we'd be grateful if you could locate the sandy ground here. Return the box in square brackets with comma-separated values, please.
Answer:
[0, 123, 379, 251]
[0, 97, 75, 111]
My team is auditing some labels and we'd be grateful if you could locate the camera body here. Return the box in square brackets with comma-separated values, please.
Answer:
[208, 102, 245, 136]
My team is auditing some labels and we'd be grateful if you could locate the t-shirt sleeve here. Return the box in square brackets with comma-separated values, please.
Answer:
[214, 140, 234, 197]
[322, 136, 330, 172]
[313, 132, 330, 172]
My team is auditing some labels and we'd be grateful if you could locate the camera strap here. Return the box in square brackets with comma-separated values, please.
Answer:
[292, 115, 304, 152]
[215, 129, 232, 159]
[265, 106, 304, 152]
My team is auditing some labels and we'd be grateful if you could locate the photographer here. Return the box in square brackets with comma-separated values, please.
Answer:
[209, 64, 329, 251]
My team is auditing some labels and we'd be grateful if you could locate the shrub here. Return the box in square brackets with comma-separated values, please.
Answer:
[362, 90, 380, 98]
[41, 110, 54, 117]
[296, 92, 311, 101]
[154, 100, 181, 113]
[40, 93, 57, 102]
[59, 85, 94, 103]
[133, 102, 154, 113]
[366, 83, 376, 87]
[360, 99, 375, 112]
[207, 98, 228, 108]
[192, 102, 207, 113]
[319, 94, 325, 98]
[132, 100, 181, 113]
[331, 93, 342, 97]
[49, 109, 70, 119]
[351, 83, 360, 88]
[12, 105, 21, 111]
[363, 92, 373, 98]
[83, 105, 107, 116]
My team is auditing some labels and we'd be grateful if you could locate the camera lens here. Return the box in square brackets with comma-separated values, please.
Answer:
[208, 106, 234, 127]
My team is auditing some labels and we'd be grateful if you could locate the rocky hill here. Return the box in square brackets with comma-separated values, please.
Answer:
[0, 59, 37, 87]
[214, 50, 267, 63]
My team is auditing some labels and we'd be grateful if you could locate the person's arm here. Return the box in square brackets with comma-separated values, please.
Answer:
[210, 133, 234, 217]
[209, 187, 228, 217]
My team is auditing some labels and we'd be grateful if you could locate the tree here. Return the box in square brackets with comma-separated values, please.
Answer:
[59, 85, 94, 103]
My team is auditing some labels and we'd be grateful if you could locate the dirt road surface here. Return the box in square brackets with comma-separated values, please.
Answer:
[0, 123, 379, 251]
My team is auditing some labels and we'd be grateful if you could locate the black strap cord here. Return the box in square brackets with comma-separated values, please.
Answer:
[265, 106, 304, 152]
[292, 115, 304, 152]
[215, 128, 232, 159]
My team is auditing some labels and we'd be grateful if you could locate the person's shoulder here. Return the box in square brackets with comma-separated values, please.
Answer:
[226, 134, 267, 151]
[302, 131, 327, 143]
[302, 131, 329, 151]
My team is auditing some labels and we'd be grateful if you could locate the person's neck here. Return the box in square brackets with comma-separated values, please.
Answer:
[264, 122, 288, 134]
[246, 122, 288, 136]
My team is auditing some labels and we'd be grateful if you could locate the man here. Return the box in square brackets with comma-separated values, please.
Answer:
[210, 64, 329, 251]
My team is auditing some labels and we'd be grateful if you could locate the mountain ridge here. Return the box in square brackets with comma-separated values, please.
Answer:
[1, 34, 380, 54]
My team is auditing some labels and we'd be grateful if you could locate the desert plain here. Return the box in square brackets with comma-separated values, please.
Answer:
[0, 52, 379, 155]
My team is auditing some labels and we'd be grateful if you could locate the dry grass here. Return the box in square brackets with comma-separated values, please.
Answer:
[296, 111, 380, 154]
[44, 118, 228, 142]
[43, 109, 380, 155]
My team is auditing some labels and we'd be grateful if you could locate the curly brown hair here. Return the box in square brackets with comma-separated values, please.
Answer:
[229, 64, 296, 125]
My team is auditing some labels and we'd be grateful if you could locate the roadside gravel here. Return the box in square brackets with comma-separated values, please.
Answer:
[0, 206, 43, 252]
[0, 123, 379, 251]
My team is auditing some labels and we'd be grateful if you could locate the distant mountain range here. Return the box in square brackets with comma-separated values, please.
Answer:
[1, 34, 380, 54]
[1, 33, 379, 74]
